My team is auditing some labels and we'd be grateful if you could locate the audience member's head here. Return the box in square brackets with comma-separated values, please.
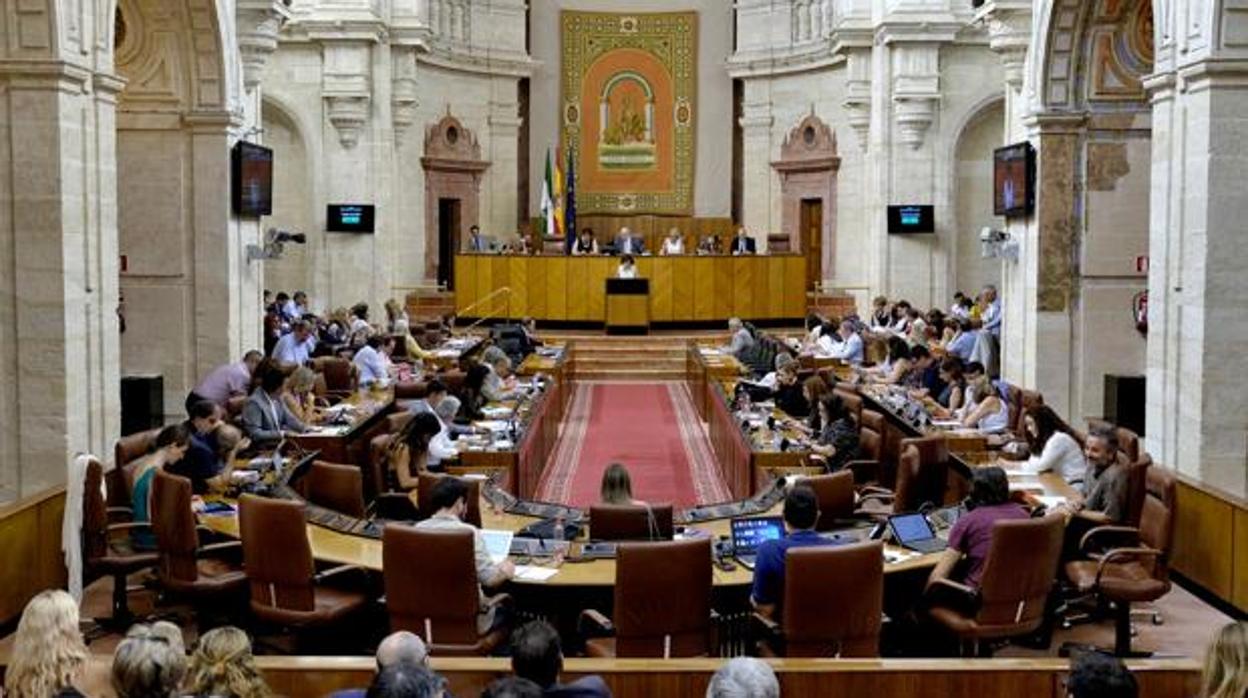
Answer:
[1200, 621, 1248, 698]
[782, 484, 819, 532]
[435, 395, 462, 425]
[425, 379, 448, 406]
[155, 423, 192, 462]
[910, 345, 932, 365]
[886, 336, 911, 363]
[728, 317, 742, 331]
[376, 630, 429, 671]
[1085, 425, 1120, 469]
[215, 424, 245, 460]
[964, 361, 986, 379]
[818, 394, 847, 426]
[3, 590, 88, 698]
[839, 319, 856, 337]
[112, 622, 187, 698]
[773, 353, 795, 372]
[802, 376, 831, 406]
[872, 295, 888, 311]
[185, 626, 271, 698]
[705, 657, 780, 698]
[429, 476, 470, 517]
[600, 462, 635, 505]
[967, 466, 1010, 510]
[938, 357, 964, 384]
[188, 399, 221, 433]
[404, 411, 444, 456]
[1024, 404, 1070, 456]
[510, 621, 564, 689]
[1066, 651, 1137, 698]
[366, 662, 446, 698]
[243, 350, 264, 373]
[352, 303, 370, 320]
[261, 365, 288, 395]
[481, 676, 544, 698]
[287, 366, 317, 396]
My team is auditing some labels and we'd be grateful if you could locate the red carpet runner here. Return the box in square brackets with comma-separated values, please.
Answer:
[535, 383, 731, 508]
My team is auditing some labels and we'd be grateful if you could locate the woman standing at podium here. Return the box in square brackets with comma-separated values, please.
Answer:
[616, 254, 638, 279]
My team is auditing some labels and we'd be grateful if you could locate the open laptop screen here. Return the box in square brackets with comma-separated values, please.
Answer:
[731, 516, 785, 555]
[888, 513, 936, 544]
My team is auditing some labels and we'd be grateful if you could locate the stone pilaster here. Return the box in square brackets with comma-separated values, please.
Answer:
[739, 99, 775, 236]
[236, 0, 292, 93]
[486, 93, 524, 241]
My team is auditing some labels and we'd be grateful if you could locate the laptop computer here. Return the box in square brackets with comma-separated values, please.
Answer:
[730, 516, 785, 570]
[887, 513, 948, 554]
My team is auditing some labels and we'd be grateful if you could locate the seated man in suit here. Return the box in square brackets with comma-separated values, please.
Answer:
[241, 365, 308, 445]
[414, 477, 515, 633]
[730, 226, 756, 255]
[511, 620, 610, 698]
[614, 226, 645, 255]
[464, 224, 492, 252]
[750, 485, 839, 620]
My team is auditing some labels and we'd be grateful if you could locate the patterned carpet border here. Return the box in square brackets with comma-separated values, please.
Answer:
[667, 382, 732, 504]
[534, 382, 594, 503]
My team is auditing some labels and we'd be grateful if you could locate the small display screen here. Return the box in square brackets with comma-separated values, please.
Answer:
[231, 142, 273, 217]
[731, 516, 785, 554]
[887, 205, 935, 234]
[327, 204, 375, 233]
[889, 514, 935, 543]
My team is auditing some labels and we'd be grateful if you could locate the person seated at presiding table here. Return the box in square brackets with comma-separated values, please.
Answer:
[724, 317, 756, 360]
[809, 395, 859, 473]
[696, 234, 722, 255]
[729, 226, 756, 255]
[271, 320, 317, 367]
[600, 462, 647, 507]
[616, 254, 638, 279]
[185, 350, 262, 414]
[925, 466, 1028, 592]
[464, 224, 492, 253]
[571, 228, 599, 256]
[390, 412, 445, 489]
[660, 227, 685, 255]
[614, 226, 645, 255]
[955, 369, 1009, 433]
[1022, 405, 1085, 484]
[414, 477, 516, 632]
[750, 485, 840, 620]
[281, 366, 324, 425]
[354, 334, 396, 388]
[815, 320, 864, 364]
[129, 424, 192, 550]
[510, 620, 611, 698]
[242, 366, 309, 445]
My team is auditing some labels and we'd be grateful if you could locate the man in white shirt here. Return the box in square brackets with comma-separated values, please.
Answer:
[413, 477, 514, 633]
[353, 335, 394, 387]
[406, 379, 462, 469]
[815, 320, 864, 364]
[272, 321, 317, 366]
[980, 285, 1002, 339]
[725, 317, 755, 360]
[283, 291, 308, 322]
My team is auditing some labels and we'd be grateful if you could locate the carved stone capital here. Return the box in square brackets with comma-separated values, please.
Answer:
[890, 43, 941, 150]
[326, 95, 369, 148]
[973, 0, 1032, 92]
[392, 48, 420, 145]
[236, 0, 291, 92]
[894, 96, 937, 150]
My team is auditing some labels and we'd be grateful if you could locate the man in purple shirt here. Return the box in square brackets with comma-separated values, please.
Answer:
[184, 350, 262, 415]
[926, 466, 1028, 589]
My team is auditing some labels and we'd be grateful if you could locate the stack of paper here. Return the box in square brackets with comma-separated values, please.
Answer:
[513, 565, 560, 582]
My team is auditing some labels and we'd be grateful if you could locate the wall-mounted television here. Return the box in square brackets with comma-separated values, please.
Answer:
[327, 204, 375, 233]
[231, 141, 273, 217]
[994, 142, 1035, 217]
[887, 205, 935, 234]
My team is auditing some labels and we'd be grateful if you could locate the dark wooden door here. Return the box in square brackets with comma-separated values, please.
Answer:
[438, 198, 461, 290]
[800, 198, 822, 291]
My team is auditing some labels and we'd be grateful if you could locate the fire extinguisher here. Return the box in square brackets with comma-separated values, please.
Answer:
[1133, 291, 1148, 336]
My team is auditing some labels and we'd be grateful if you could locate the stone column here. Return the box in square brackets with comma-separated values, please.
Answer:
[486, 91, 524, 241]
[739, 97, 775, 236]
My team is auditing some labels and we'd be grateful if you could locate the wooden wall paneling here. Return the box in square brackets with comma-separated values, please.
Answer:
[714, 257, 735, 320]
[566, 258, 590, 321]
[751, 258, 770, 319]
[474, 257, 495, 316]
[672, 257, 696, 321]
[1171, 479, 1234, 602]
[454, 256, 474, 313]
[1234, 506, 1248, 610]
[784, 255, 807, 317]
[527, 257, 549, 320]
[767, 256, 788, 318]
[507, 256, 529, 318]
[650, 258, 674, 322]
[0, 489, 68, 625]
[693, 257, 715, 321]
[587, 257, 609, 320]
[491, 258, 513, 320]
[732, 257, 754, 319]
[545, 257, 569, 321]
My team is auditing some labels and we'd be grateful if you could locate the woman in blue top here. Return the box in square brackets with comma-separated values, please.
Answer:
[129, 423, 192, 550]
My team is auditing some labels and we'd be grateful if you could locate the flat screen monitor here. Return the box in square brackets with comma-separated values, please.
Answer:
[231, 141, 273, 217]
[887, 205, 934, 234]
[730, 516, 785, 556]
[994, 142, 1035, 217]
[327, 204, 375, 233]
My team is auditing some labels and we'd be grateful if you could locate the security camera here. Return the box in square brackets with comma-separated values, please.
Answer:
[980, 226, 1003, 243]
[271, 230, 307, 245]
[247, 228, 307, 262]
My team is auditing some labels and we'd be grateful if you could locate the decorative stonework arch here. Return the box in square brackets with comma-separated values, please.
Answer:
[422, 112, 491, 285]
[114, 0, 232, 114]
[771, 110, 840, 286]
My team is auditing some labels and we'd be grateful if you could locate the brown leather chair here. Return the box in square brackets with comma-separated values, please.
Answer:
[1063, 467, 1176, 656]
[582, 538, 714, 657]
[149, 470, 247, 602]
[858, 435, 949, 517]
[755, 541, 884, 657]
[82, 458, 158, 627]
[832, 388, 863, 427]
[1016, 390, 1045, 433]
[416, 473, 482, 528]
[112, 429, 159, 505]
[311, 357, 358, 397]
[302, 461, 366, 518]
[805, 472, 855, 530]
[927, 514, 1065, 656]
[846, 409, 886, 485]
[588, 504, 675, 541]
[1122, 452, 1151, 528]
[394, 382, 431, 401]
[382, 524, 511, 655]
[238, 495, 369, 629]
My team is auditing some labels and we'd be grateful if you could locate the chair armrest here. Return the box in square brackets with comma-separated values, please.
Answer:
[485, 593, 512, 610]
[751, 611, 781, 635]
[845, 460, 881, 485]
[856, 492, 894, 505]
[857, 485, 892, 497]
[928, 577, 976, 597]
[1095, 547, 1162, 587]
[313, 564, 364, 583]
[579, 609, 614, 636]
[1079, 525, 1141, 555]
[107, 506, 135, 522]
[197, 541, 242, 558]
[106, 521, 152, 534]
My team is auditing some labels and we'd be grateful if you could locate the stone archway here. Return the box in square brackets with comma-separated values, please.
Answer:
[422, 113, 490, 288]
[770, 111, 840, 288]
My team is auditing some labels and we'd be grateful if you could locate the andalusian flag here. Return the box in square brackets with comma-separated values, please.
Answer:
[540, 148, 555, 238]
[552, 146, 565, 239]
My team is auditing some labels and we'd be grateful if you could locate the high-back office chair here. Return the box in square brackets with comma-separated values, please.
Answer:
[1063, 467, 1176, 656]
[588, 504, 675, 541]
[238, 495, 368, 631]
[582, 538, 714, 657]
[382, 525, 512, 655]
[416, 473, 483, 528]
[1122, 452, 1152, 528]
[832, 388, 863, 427]
[311, 357, 358, 398]
[845, 409, 886, 485]
[150, 470, 247, 603]
[754, 541, 884, 657]
[805, 472, 855, 529]
[82, 458, 159, 628]
[927, 514, 1065, 656]
[112, 429, 159, 505]
[858, 435, 949, 517]
[302, 461, 366, 518]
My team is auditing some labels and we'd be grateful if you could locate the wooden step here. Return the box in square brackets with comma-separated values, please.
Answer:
[573, 368, 687, 381]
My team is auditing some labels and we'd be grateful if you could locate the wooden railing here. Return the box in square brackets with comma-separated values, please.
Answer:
[1171, 474, 1248, 611]
[0, 486, 69, 625]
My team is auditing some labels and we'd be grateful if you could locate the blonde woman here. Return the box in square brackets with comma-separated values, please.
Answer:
[185, 626, 274, 698]
[282, 366, 323, 425]
[1201, 621, 1248, 698]
[3, 590, 89, 697]
[384, 298, 409, 334]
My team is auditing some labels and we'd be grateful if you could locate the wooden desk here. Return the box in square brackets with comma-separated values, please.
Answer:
[289, 389, 394, 472]
[455, 254, 806, 323]
[605, 278, 650, 335]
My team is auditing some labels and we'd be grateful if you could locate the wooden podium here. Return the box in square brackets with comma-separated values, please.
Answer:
[605, 278, 649, 335]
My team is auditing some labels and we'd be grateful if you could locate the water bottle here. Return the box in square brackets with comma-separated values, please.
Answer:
[552, 514, 565, 543]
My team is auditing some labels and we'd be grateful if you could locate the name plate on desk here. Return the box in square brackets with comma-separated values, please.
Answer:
[606, 278, 650, 295]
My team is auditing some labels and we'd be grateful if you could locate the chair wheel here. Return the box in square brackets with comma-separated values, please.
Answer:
[1151, 614, 1163, 626]
[1061, 619, 1073, 630]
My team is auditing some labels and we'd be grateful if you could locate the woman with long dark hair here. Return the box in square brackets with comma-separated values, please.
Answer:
[390, 412, 444, 490]
[925, 466, 1028, 589]
[1023, 404, 1084, 483]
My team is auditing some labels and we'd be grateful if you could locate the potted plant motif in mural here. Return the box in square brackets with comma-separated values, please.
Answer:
[598, 72, 656, 170]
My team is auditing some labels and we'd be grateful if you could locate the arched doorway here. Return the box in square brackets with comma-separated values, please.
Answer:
[770, 112, 840, 291]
